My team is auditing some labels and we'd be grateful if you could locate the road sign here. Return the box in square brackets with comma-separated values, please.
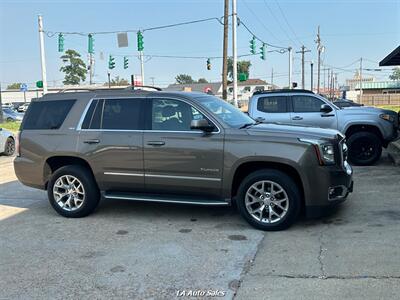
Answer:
[20, 83, 28, 92]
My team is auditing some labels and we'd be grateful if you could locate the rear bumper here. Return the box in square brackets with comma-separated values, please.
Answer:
[14, 156, 46, 190]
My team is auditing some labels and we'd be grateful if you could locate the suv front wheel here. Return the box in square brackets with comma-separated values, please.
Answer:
[47, 165, 100, 218]
[236, 169, 301, 231]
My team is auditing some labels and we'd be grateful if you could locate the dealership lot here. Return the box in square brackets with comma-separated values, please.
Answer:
[0, 154, 399, 299]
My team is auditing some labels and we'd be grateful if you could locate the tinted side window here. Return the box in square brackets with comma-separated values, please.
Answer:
[22, 99, 75, 130]
[81, 100, 98, 129]
[257, 96, 287, 113]
[151, 99, 208, 131]
[292, 96, 324, 112]
[102, 99, 142, 130]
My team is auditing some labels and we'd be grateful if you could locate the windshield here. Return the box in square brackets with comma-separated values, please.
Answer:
[195, 95, 254, 128]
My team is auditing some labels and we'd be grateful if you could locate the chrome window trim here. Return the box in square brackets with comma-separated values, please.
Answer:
[77, 96, 222, 134]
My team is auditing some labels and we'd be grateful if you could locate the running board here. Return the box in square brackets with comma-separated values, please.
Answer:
[103, 192, 229, 206]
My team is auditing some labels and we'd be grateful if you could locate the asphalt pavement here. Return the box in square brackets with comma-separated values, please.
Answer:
[0, 153, 399, 300]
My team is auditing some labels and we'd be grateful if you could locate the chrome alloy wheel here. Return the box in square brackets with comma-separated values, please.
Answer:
[245, 180, 289, 224]
[53, 175, 85, 211]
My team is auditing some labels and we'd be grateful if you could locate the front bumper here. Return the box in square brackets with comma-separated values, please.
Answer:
[304, 162, 353, 218]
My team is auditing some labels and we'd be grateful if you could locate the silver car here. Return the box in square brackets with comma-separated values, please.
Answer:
[0, 128, 15, 156]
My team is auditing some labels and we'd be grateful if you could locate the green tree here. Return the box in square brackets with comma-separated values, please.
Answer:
[227, 58, 251, 80]
[7, 82, 22, 90]
[197, 78, 208, 83]
[175, 74, 195, 84]
[389, 67, 400, 80]
[60, 49, 87, 85]
[105, 76, 129, 86]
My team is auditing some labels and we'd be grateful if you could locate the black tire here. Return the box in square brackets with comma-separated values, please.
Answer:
[236, 169, 301, 231]
[6, 117, 13, 122]
[47, 165, 100, 218]
[4, 137, 15, 156]
[347, 131, 382, 166]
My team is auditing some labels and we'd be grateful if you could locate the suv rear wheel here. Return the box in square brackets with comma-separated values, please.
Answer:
[236, 169, 301, 231]
[4, 137, 15, 156]
[347, 131, 382, 166]
[47, 165, 100, 218]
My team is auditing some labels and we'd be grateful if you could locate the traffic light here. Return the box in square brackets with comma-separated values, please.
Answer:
[250, 36, 256, 54]
[260, 43, 266, 60]
[58, 33, 64, 52]
[124, 56, 129, 69]
[88, 34, 94, 54]
[108, 55, 115, 69]
[207, 58, 211, 70]
[137, 31, 144, 51]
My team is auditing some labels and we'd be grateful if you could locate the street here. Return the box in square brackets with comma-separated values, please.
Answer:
[0, 153, 399, 299]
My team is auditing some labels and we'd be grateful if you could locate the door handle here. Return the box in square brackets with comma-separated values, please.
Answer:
[83, 139, 100, 144]
[292, 116, 303, 120]
[147, 141, 165, 146]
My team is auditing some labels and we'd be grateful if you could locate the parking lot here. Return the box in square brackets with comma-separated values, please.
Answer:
[0, 153, 399, 299]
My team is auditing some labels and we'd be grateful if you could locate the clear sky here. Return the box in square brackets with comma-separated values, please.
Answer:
[0, 0, 399, 89]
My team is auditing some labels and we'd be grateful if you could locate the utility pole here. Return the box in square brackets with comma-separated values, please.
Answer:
[107, 72, 111, 88]
[316, 25, 322, 94]
[222, 0, 229, 100]
[327, 69, 330, 96]
[232, 0, 238, 107]
[271, 68, 274, 88]
[0, 82, 3, 123]
[38, 15, 48, 94]
[139, 51, 145, 86]
[310, 61, 314, 91]
[288, 47, 293, 89]
[88, 54, 94, 85]
[359, 57, 363, 104]
[296, 45, 311, 89]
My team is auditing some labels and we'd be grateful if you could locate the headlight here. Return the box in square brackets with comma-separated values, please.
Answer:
[320, 144, 335, 164]
[380, 114, 394, 122]
[299, 138, 336, 165]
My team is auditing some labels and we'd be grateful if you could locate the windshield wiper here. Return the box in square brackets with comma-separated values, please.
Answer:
[239, 120, 263, 129]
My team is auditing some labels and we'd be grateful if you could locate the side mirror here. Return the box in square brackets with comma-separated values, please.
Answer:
[190, 119, 215, 132]
[320, 104, 333, 113]
[255, 117, 265, 123]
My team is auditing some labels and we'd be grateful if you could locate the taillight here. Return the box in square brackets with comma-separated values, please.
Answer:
[16, 131, 21, 156]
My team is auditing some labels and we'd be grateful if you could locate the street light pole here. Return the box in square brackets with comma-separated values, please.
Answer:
[38, 15, 48, 94]
[288, 47, 293, 89]
[232, 0, 238, 107]
[310, 61, 314, 91]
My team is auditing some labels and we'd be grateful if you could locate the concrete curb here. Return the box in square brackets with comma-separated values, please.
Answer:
[387, 140, 400, 166]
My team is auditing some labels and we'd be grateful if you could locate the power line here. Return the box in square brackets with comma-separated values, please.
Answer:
[44, 16, 224, 37]
[275, 1, 303, 47]
[237, 18, 289, 50]
[261, 0, 298, 47]
[241, 0, 283, 44]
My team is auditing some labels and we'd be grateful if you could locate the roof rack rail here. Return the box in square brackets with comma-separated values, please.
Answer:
[124, 85, 162, 91]
[252, 89, 314, 95]
[57, 88, 99, 93]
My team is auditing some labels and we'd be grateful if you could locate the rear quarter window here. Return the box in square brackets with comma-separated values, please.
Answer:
[22, 99, 76, 130]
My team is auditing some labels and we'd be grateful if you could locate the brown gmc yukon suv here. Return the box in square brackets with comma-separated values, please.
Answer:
[14, 88, 353, 230]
